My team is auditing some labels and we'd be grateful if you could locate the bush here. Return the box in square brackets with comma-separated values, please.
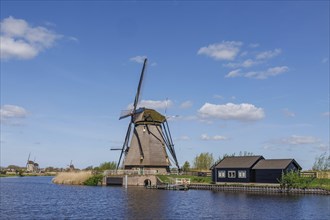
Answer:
[83, 174, 103, 186]
[279, 171, 314, 189]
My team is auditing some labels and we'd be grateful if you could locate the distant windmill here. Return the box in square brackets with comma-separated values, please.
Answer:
[113, 58, 179, 173]
[26, 153, 38, 173]
[67, 160, 75, 171]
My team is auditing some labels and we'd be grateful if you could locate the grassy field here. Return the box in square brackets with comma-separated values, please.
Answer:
[306, 178, 330, 190]
[158, 174, 330, 190]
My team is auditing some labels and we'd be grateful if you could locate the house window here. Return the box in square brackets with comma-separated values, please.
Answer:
[218, 170, 226, 178]
[238, 170, 246, 178]
[228, 171, 236, 178]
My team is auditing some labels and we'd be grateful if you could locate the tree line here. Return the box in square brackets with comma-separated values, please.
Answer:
[182, 151, 330, 171]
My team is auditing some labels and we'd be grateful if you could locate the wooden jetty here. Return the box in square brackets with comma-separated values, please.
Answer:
[147, 184, 189, 191]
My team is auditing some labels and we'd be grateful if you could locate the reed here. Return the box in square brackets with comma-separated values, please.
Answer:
[52, 171, 93, 185]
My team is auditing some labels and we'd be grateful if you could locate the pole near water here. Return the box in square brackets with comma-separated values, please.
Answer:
[125, 175, 128, 188]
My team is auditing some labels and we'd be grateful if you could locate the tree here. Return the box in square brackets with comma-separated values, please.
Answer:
[312, 153, 330, 171]
[98, 161, 117, 171]
[7, 165, 22, 170]
[182, 161, 190, 172]
[84, 166, 93, 171]
[193, 153, 214, 170]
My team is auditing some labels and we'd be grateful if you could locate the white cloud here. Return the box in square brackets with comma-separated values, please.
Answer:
[281, 135, 320, 145]
[201, 134, 228, 141]
[0, 104, 28, 124]
[128, 99, 173, 110]
[225, 69, 242, 78]
[129, 55, 147, 63]
[256, 48, 282, 60]
[180, 101, 193, 109]
[245, 66, 289, 79]
[198, 103, 265, 121]
[197, 41, 242, 61]
[224, 59, 260, 68]
[0, 16, 61, 60]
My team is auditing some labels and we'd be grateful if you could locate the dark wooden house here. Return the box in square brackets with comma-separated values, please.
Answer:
[252, 159, 302, 183]
[212, 156, 264, 183]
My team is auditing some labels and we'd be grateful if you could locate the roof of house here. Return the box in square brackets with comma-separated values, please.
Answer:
[215, 156, 264, 169]
[252, 159, 302, 170]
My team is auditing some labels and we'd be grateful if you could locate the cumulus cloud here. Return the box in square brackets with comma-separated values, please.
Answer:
[256, 48, 282, 60]
[281, 135, 320, 145]
[129, 55, 147, 63]
[0, 16, 61, 60]
[201, 134, 228, 141]
[198, 103, 265, 121]
[0, 104, 28, 124]
[197, 41, 242, 61]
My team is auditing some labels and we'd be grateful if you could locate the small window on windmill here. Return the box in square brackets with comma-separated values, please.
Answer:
[143, 126, 146, 132]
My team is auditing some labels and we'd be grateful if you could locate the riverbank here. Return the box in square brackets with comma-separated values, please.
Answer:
[189, 183, 330, 195]
[0, 172, 57, 177]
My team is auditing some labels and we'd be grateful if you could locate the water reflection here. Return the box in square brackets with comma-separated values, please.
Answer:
[0, 177, 329, 219]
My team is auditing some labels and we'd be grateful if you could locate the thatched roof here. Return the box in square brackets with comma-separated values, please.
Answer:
[133, 108, 166, 124]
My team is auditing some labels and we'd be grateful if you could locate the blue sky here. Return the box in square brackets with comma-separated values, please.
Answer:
[1, 1, 329, 170]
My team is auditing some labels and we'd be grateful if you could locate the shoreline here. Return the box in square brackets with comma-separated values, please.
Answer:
[188, 183, 330, 195]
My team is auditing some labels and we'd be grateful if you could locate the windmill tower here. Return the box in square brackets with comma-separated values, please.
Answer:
[115, 58, 179, 174]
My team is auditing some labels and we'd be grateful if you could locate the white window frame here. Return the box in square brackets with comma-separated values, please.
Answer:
[228, 171, 236, 178]
[238, 170, 246, 178]
[218, 170, 226, 178]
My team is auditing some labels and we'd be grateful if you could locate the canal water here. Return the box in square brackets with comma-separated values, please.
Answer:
[0, 176, 329, 219]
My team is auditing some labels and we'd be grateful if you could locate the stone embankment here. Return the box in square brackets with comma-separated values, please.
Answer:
[189, 183, 330, 195]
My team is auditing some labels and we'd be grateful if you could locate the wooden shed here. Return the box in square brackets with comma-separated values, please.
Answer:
[212, 156, 264, 183]
[252, 159, 302, 183]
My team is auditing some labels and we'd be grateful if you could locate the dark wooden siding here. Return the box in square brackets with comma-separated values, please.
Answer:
[254, 162, 300, 183]
[215, 168, 251, 183]
[254, 169, 283, 183]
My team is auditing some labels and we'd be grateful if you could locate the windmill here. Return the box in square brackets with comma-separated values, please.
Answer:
[114, 58, 179, 173]
[67, 160, 75, 171]
[26, 153, 38, 173]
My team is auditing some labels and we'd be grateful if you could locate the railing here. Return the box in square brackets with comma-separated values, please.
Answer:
[175, 178, 191, 185]
[300, 171, 317, 178]
[104, 169, 158, 176]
